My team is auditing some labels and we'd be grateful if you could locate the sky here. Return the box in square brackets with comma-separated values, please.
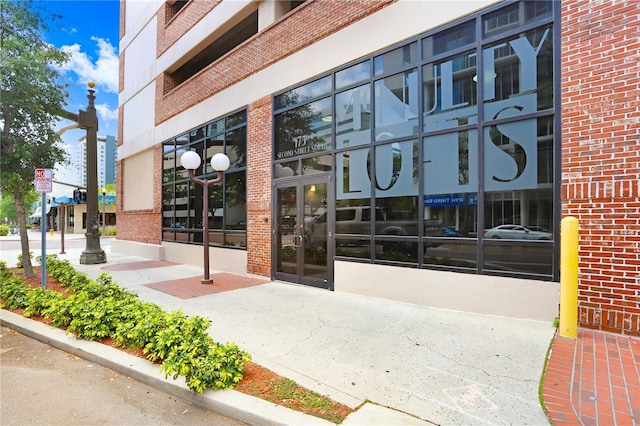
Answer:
[33, 0, 120, 190]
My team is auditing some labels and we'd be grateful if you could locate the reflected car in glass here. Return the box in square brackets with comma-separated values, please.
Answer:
[484, 225, 552, 240]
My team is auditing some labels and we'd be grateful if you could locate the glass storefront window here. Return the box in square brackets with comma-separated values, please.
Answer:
[274, 75, 332, 110]
[335, 237, 371, 260]
[336, 148, 371, 200]
[226, 110, 246, 128]
[333, 200, 375, 236]
[225, 127, 247, 169]
[162, 110, 247, 249]
[374, 42, 417, 76]
[484, 190, 553, 234]
[336, 84, 371, 149]
[375, 239, 418, 264]
[423, 51, 477, 132]
[274, 97, 332, 160]
[375, 196, 419, 236]
[374, 140, 418, 198]
[483, 117, 545, 193]
[423, 240, 477, 270]
[483, 239, 553, 276]
[482, 1, 552, 37]
[275, 161, 298, 177]
[174, 181, 189, 227]
[205, 138, 224, 174]
[190, 126, 205, 142]
[422, 20, 475, 58]
[374, 69, 418, 141]
[162, 184, 174, 230]
[175, 133, 189, 148]
[302, 155, 331, 175]
[272, 0, 557, 279]
[482, 26, 553, 114]
[336, 60, 370, 90]
[162, 150, 176, 184]
[424, 129, 478, 196]
[224, 171, 246, 246]
[207, 119, 224, 136]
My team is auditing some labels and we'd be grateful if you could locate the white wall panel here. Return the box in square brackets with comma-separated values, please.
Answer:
[121, 18, 157, 105]
[121, 82, 156, 158]
[122, 149, 154, 210]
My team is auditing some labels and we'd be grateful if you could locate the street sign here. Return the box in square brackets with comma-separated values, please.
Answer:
[34, 169, 53, 193]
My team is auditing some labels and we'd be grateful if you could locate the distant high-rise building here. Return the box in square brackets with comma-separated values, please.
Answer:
[77, 135, 117, 189]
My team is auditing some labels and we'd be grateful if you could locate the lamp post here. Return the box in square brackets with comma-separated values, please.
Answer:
[102, 189, 106, 236]
[58, 82, 106, 264]
[180, 151, 230, 284]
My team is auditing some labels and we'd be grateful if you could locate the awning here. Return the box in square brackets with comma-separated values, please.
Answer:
[50, 189, 77, 207]
[99, 193, 116, 205]
[29, 204, 52, 218]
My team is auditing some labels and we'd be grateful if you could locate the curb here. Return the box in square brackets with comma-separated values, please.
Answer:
[1, 310, 431, 425]
[0, 310, 333, 426]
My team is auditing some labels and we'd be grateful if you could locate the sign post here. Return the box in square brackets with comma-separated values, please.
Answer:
[34, 169, 53, 288]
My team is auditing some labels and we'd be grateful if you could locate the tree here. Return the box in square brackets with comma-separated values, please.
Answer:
[0, 190, 39, 224]
[0, 0, 70, 277]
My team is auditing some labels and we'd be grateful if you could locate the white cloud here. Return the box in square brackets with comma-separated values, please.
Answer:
[60, 37, 119, 94]
[95, 103, 118, 121]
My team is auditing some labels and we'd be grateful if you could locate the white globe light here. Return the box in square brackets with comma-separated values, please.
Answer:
[210, 153, 230, 172]
[180, 151, 201, 170]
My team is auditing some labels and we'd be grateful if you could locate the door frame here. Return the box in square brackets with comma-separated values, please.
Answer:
[272, 174, 334, 289]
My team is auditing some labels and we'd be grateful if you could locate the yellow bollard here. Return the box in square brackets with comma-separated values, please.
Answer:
[50, 229, 54, 237]
[559, 216, 579, 338]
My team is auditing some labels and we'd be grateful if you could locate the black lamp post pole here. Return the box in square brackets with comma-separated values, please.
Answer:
[102, 190, 106, 236]
[79, 85, 106, 264]
[58, 83, 106, 264]
[187, 170, 223, 284]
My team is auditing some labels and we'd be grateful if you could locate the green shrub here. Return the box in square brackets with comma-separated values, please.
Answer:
[1, 260, 251, 393]
[113, 301, 166, 349]
[0, 277, 30, 309]
[45, 257, 91, 290]
[24, 287, 65, 318]
[0, 261, 12, 281]
[171, 342, 250, 393]
[0, 225, 9, 236]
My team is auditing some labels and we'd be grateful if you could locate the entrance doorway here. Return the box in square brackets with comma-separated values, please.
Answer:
[273, 177, 332, 289]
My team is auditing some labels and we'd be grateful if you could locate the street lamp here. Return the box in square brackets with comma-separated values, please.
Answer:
[180, 151, 230, 284]
[102, 189, 106, 236]
[58, 82, 106, 264]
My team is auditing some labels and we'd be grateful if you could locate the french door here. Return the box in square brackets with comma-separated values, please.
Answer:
[273, 177, 332, 289]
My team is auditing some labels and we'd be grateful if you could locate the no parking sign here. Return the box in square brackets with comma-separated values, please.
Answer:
[34, 169, 53, 193]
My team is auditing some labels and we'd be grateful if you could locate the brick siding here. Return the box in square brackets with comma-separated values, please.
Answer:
[246, 96, 273, 277]
[561, 0, 640, 335]
[155, 0, 395, 125]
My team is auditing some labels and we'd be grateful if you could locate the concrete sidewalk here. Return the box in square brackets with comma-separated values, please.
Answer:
[1, 239, 555, 425]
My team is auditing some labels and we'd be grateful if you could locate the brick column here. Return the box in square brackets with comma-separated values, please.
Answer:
[561, 1, 640, 335]
[246, 96, 273, 277]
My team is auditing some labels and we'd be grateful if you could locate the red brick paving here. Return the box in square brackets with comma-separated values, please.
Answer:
[144, 273, 268, 299]
[543, 329, 640, 426]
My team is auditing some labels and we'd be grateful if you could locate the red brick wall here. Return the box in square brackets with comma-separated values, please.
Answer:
[157, 1, 220, 57]
[246, 96, 273, 277]
[115, 145, 163, 245]
[561, 0, 640, 335]
[155, 0, 395, 125]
